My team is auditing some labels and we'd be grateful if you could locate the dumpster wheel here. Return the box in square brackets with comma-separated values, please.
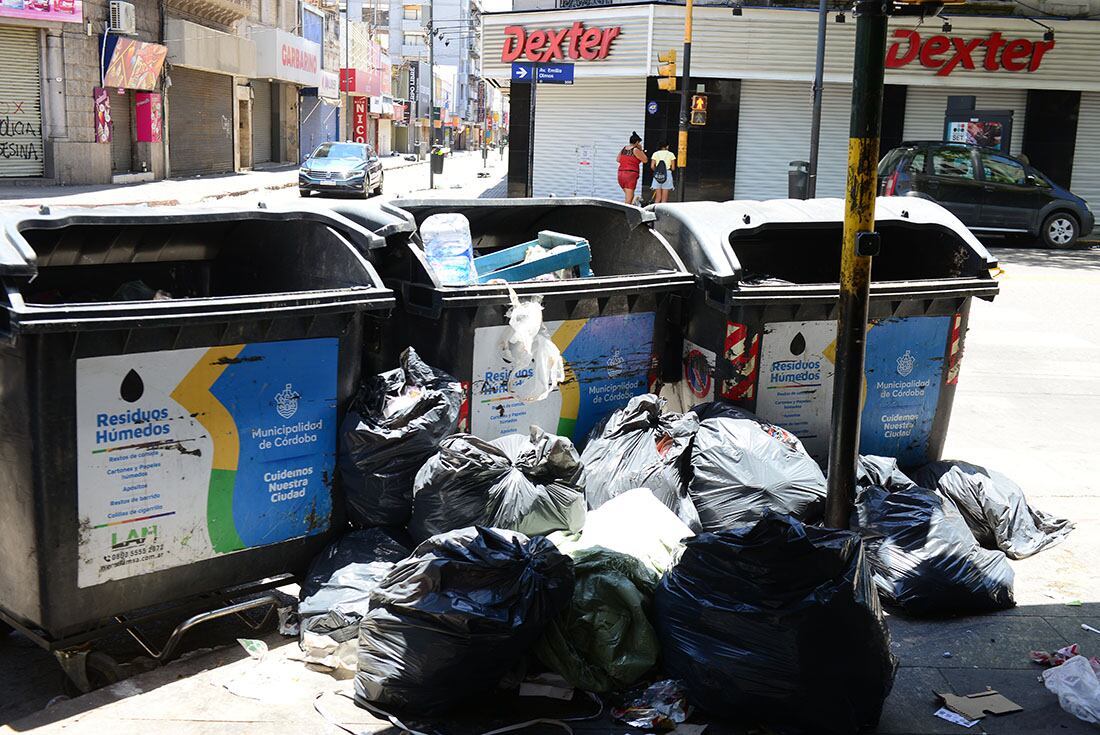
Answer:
[57, 650, 124, 695]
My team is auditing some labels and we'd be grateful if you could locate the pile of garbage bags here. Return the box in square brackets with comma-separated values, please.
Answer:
[294, 352, 1074, 730]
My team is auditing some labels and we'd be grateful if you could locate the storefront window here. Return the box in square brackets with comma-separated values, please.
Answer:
[404, 5, 421, 20]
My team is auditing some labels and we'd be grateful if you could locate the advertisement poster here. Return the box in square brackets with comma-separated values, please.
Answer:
[0, 0, 82, 23]
[471, 313, 655, 443]
[103, 38, 167, 91]
[135, 92, 162, 143]
[947, 120, 1003, 149]
[682, 339, 716, 403]
[93, 87, 111, 144]
[756, 317, 951, 465]
[76, 338, 337, 588]
[352, 96, 368, 143]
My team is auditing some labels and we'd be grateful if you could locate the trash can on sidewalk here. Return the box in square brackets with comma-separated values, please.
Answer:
[0, 206, 394, 648]
[653, 197, 999, 467]
[431, 146, 445, 175]
[788, 161, 810, 199]
[332, 198, 695, 447]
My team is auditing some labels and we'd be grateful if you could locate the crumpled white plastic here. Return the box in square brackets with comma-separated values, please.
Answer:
[1043, 654, 1100, 724]
[500, 288, 565, 403]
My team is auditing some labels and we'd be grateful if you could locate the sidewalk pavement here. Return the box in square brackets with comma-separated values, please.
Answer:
[0, 153, 448, 210]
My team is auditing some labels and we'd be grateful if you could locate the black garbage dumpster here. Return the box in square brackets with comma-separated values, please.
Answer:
[331, 198, 695, 447]
[653, 197, 999, 467]
[0, 206, 394, 653]
[431, 146, 446, 175]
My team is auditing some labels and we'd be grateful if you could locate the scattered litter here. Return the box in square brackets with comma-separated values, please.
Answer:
[933, 707, 979, 728]
[654, 514, 896, 734]
[236, 638, 268, 659]
[912, 461, 1074, 559]
[1083, 623, 1100, 636]
[1066, 600, 1084, 607]
[1031, 643, 1087, 668]
[355, 527, 573, 714]
[943, 652, 953, 659]
[277, 606, 299, 637]
[936, 690, 1022, 720]
[853, 456, 1015, 615]
[421, 212, 478, 285]
[519, 673, 574, 701]
[580, 394, 701, 531]
[408, 426, 585, 543]
[611, 679, 692, 730]
[687, 403, 827, 531]
[500, 289, 565, 403]
[475, 231, 593, 283]
[535, 547, 660, 693]
[1042, 655, 1100, 724]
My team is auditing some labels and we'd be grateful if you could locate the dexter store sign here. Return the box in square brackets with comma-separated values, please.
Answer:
[886, 29, 1054, 76]
[501, 22, 621, 63]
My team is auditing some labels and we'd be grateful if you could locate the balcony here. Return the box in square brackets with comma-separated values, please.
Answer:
[165, 0, 251, 26]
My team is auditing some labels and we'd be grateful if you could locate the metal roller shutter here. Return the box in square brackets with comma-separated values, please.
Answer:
[1071, 92, 1100, 227]
[110, 90, 133, 173]
[903, 87, 1026, 156]
[169, 67, 233, 176]
[532, 77, 647, 199]
[251, 80, 273, 164]
[0, 27, 44, 178]
[299, 93, 338, 163]
[735, 80, 852, 200]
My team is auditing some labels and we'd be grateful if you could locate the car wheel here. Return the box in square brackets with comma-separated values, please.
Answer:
[373, 173, 384, 196]
[298, 189, 309, 198]
[1041, 212, 1079, 249]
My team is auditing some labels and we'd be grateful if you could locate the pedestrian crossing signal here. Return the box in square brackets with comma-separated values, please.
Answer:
[691, 94, 708, 112]
[691, 110, 707, 126]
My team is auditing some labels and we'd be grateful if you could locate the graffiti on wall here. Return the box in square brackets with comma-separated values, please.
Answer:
[0, 98, 42, 161]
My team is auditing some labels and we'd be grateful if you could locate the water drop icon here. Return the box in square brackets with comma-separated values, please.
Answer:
[790, 332, 806, 356]
[120, 369, 144, 403]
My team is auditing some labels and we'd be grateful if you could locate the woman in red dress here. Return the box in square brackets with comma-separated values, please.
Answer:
[616, 132, 648, 205]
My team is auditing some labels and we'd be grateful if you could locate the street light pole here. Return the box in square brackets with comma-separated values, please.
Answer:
[823, 0, 888, 529]
[675, 0, 694, 202]
[807, 0, 828, 198]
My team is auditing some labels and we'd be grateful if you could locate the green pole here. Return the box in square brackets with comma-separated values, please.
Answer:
[824, 0, 889, 529]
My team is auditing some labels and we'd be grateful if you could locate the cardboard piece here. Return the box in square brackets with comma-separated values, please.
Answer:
[935, 690, 1023, 720]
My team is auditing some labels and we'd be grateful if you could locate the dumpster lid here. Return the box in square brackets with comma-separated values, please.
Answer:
[393, 197, 657, 230]
[0, 204, 392, 281]
[653, 196, 998, 286]
[306, 199, 418, 242]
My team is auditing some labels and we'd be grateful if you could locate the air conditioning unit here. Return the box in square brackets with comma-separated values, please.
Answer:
[109, 0, 137, 35]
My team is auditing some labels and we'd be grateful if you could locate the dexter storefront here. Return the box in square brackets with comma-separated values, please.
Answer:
[484, 6, 1100, 210]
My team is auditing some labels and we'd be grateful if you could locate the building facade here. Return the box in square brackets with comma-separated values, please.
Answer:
[484, 4, 1100, 210]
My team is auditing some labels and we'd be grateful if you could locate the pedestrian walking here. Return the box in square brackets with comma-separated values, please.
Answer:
[617, 132, 648, 205]
[650, 142, 676, 204]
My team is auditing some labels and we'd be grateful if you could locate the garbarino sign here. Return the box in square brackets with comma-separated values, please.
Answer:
[886, 29, 1054, 76]
[501, 22, 621, 63]
[254, 27, 321, 86]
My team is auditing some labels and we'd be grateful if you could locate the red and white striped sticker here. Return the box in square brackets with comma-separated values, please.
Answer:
[945, 313, 962, 385]
[720, 321, 760, 401]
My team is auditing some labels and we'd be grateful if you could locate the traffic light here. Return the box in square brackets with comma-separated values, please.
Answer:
[690, 94, 707, 126]
[657, 50, 677, 92]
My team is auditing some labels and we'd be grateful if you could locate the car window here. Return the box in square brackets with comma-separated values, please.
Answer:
[907, 151, 926, 174]
[878, 148, 905, 176]
[932, 149, 976, 180]
[313, 143, 366, 160]
[981, 154, 1026, 185]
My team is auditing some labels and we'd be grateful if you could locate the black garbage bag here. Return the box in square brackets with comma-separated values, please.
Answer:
[355, 527, 574, 714]
[854, 455, 1015, 615]
[654, 513, 897, 734]
[580, 394, 701, 531]
[339, 347, 463, 528]
[408, 426, 587, 543]
[298, 528, 413, 672]
[911, 460, 1074, 560]
[686, 402, 827, 531]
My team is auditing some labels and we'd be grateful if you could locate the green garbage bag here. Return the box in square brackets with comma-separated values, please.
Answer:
[535, 547, 660, 693]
